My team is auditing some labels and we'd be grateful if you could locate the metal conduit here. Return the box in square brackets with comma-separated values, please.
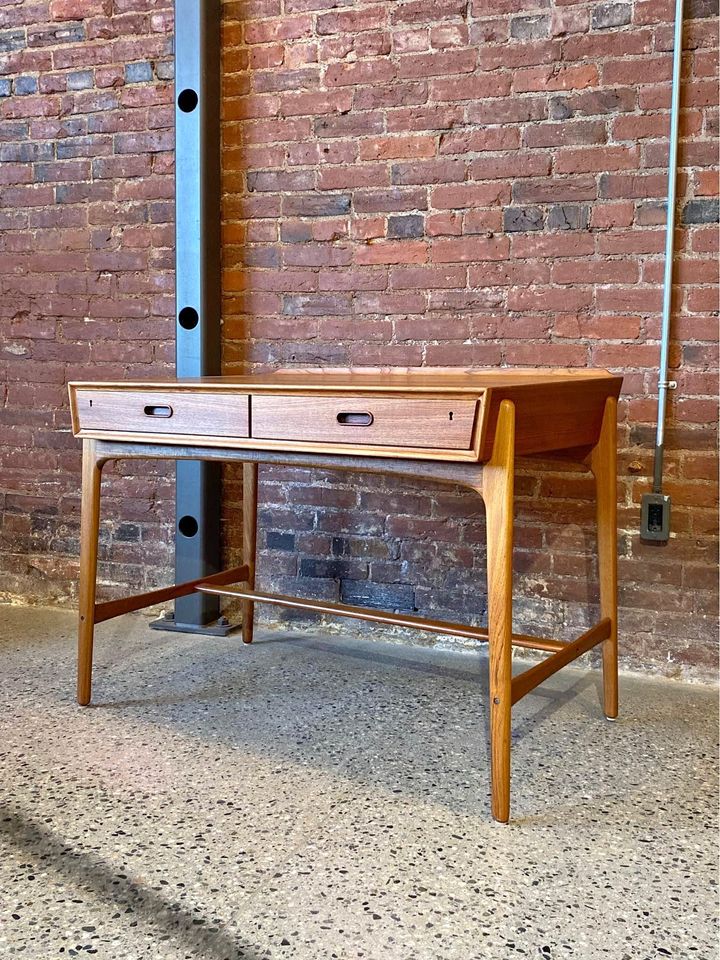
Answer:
[641, 0, 684, 541]
[653, 0, 684, 493]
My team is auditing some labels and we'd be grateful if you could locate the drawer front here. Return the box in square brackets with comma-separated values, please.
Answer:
[251, 395, 477, 449]
[74, 389, 250, 438]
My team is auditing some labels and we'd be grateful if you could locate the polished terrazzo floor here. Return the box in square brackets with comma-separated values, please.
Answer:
[0, 603, 717, 960]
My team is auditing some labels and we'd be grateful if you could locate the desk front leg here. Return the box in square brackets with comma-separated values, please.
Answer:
[590, 397, 619, 719]
[242, 462, 258, 645]
[77, 439, 103, 706]
[482, 400, 515, 823]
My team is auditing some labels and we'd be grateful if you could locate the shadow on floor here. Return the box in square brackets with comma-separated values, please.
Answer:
[0, 804, 263, 960]
[280, 634, 603, 747]
[86, 631, 608, 819]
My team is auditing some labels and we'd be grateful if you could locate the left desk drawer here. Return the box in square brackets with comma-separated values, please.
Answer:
[73, 389, 250, 438]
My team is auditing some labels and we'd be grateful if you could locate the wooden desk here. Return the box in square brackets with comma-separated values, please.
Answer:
[69, 368, 622, 822]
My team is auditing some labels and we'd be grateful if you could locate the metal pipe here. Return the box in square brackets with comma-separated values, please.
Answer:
[652, 0, 684, 494]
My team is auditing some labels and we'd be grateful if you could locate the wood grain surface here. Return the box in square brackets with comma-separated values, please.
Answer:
[251, 394, 478, 449]
[74, 389, 250, 438]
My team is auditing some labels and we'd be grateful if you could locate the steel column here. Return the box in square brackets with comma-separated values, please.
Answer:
[155, 0, 226, 632]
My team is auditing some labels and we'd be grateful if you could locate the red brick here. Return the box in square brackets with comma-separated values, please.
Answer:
[351, 217, 385, 241]
[468, 95, 547, 126]
[603, 56, 672, 86]
[325, 59, 396, 87]
[692, 228, 719, 254]
[438, 127, 520, 154]
[391, 0, 467, 24]
[430, 72, 511, 101]
[359, 135, 436, 161]
[590, 202, 635, 228]
[287, 141, 357, 165]
[386, 104, 464, 133]
[430, 24, 469, 48]
[392, 158, 465, 185]
[426, 211, 462, 236]
[425, 342, 502, 368]
[513, 64, 599, 93]
[317, 164, 389, 190]
[49, 0, 105, 19]
[318, 268, 388, 291]
[510, 233, 595, 258]
[597, 231, 665, 255]
[391, 28, 430, 54]
[552, 259, 639, 284]
[431, 182, 510, 209]
[470, 154, 551, 180]
[464, 209, 503, 233]
[551, 7, 590, 35]
[565, 30, 654, 63]
[244, 15, 312, 43]
[317, 7, 386, 34]
[430, 236, 510, 263]
[354, 81, 426, 111]
[0, 164, 33, 186]
[555, 145, 640, 174]
[398, 48, 477, 79]
[553, 314, 643, 341]
[595, 285, 662, 313]
[469, 261, 551, 288]
[511, 176, 597, 203]
[354, 187, 427, 214]
[389, 264, 467, 289]
[315, 111, 384, 138]
[354, 240, 427, 265]
[693, 170, 720, 197]
[505, 343, 589, 366]
[508, 285, 593, 312]
[523, 120, 607, 148]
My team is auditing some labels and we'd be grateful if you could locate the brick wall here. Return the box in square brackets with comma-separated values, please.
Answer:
[1, 0, 717, 678]
[0, 0, 176, 602]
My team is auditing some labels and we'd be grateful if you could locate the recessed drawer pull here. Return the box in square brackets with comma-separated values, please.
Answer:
[337, 411, 373, 426]
[144, 404, 173, 418]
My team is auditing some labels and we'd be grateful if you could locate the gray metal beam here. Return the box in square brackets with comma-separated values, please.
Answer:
[156, 0, 225, 631]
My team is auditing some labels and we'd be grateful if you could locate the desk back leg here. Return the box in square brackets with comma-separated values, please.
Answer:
[590, 397, 619, 720]
[77, 439, 103, 705]
[242, 462, 258, 644]
[482, 400, 515, 823]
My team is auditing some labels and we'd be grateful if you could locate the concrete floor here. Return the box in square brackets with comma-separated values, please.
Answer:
[0, 604, 717, 960]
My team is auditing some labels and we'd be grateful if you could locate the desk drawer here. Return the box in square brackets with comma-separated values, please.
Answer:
[251, 395, 477, 449]
[74, 389, 250, 438]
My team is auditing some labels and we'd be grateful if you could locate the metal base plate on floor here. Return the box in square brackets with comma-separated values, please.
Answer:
[149, 613, 238, 637]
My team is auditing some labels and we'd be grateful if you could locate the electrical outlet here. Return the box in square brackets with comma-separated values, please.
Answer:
[640, 493, 671, 542]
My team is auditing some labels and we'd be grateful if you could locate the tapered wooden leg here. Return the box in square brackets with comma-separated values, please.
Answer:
[77, 439, 103, 706]
[482, 400, 515, 823]
[241, 462, 258, 645]
[589, 397, 619, 719]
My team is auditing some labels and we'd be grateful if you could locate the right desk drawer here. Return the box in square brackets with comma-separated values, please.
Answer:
[251, 395, 478, 450]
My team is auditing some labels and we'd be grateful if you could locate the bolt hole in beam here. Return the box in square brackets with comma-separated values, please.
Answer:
[178, 306, 199, 330]
[178, 515, 199, 538]
[177, 88, 199, 112]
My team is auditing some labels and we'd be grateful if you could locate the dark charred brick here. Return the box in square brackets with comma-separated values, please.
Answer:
[503, 206, 544, 232]
[682, 199, 719, 224]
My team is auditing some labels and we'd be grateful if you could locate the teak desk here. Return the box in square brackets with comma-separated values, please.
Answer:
[69, 368, 622, 822]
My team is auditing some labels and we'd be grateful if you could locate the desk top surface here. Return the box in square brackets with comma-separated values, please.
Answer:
[71, 366, 621, 393]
